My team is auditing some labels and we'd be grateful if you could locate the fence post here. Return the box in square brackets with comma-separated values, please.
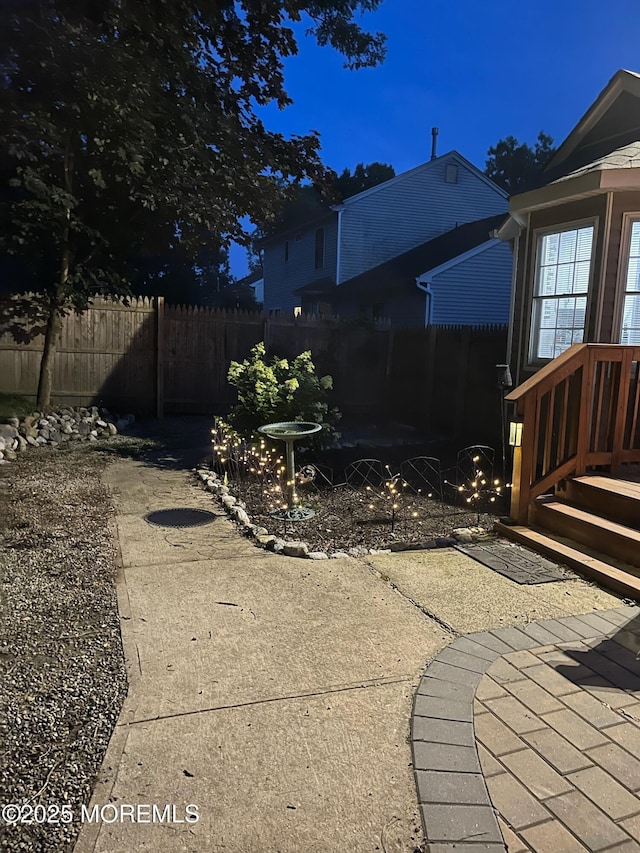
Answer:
[385, 326, 395, 417]
[156, 296, 164, 418]
[454, 326, 472, 436]
[263, 312, 270, 355]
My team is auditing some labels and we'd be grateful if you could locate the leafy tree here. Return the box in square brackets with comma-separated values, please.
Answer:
[227, 342, 340, 442]
[0, 1, 385, 408]
[485, 132, 556, 194]
[334, 161, 396, 199]
[130, 244, 233, 307]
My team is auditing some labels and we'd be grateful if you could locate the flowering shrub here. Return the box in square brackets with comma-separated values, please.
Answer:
[226, 342, 340, 442]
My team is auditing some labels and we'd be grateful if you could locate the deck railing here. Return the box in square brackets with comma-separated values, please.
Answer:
[505, 344, 640, 524]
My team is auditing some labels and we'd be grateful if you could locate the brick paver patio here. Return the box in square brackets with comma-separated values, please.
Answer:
[412, 606, 640, 851]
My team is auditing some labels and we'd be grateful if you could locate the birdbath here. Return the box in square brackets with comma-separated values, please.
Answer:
[258, 421, 322, 520]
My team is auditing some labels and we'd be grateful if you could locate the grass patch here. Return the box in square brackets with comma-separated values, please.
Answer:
[0, 392, 34, 421]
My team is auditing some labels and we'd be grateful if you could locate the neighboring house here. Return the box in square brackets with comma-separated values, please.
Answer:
[499, 69, 640, 384]
[330, 214, 512, 327]
[262, 151, 509, 318]
[235, 268, 264, 305]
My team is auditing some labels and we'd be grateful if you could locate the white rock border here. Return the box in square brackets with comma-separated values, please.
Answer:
[195, 467, 490, 560]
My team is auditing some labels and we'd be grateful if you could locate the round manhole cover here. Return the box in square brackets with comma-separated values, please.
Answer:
[144, 508, 217, 528]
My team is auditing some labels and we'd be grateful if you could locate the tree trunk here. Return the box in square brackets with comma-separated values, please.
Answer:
[38, 135, 74, 411]
[36, 243, 70, 410]
[36, 299, 63, 410]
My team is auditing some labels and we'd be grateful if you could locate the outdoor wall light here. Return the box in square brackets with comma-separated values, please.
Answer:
[496, 363, 513, 390]
[509, 421, 523, 447]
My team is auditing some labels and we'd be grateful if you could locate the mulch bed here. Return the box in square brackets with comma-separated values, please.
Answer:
[230, 478, 502, 553]
[0, 443, 128, 852]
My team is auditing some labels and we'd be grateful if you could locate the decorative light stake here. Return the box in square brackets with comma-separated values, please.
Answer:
[258, 422, 322, 520]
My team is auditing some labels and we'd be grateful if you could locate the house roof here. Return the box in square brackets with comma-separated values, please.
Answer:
[552, 141, 640, 182]
[331, 214, 507, 300]
[235, 268, 264, 287]
[508, 138, 640, 218]
[331, 150, 507, 210]
[544, 70, 640, 178]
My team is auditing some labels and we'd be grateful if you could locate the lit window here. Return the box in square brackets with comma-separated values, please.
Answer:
[621, 221, 640, 344]
[293, 306, 302, 317]
[314, 228, 325, 269]
[530, 224, 593, 361]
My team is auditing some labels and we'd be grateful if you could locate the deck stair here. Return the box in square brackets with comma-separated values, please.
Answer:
[494, 343, 640, 599]
[497, 474, 640, 598]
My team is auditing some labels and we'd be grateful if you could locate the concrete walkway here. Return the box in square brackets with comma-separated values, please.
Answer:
[74, 432, 635, 852]
[75, 455, 449, 853]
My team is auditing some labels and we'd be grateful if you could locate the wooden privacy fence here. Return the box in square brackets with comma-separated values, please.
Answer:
[0, 294, 507, 439]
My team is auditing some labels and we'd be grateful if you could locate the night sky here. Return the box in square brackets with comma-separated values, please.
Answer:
[230, 0, 640, 276]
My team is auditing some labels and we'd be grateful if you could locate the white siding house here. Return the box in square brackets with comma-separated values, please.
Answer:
[262, 150, 508, 315]
[417, 239, 513, 325]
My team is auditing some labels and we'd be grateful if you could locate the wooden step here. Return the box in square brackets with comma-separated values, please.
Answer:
[560, 475, 640, 530]
[532, 501, 640, 568]
[495, 521, 640, 600]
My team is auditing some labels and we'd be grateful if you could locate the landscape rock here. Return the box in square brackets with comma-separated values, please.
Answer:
[257, 534, 277, 548]
[435, 536, 457, 548]
[0, 424, 18, 441]
[233, 507, 251, 526]
[452, 527, 474, 544]
[221, 495, 237, 508]
[308, 551, 329, 560]
[329, 551, 349, 559]
[270, 538, 285, 553]
[283, 541, 309, 558]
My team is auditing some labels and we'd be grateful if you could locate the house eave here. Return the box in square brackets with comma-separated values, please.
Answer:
[544, 70, 640, 173]
[510, 168, 640, 215]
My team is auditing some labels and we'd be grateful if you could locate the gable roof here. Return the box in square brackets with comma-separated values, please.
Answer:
[552, 140, 640, 182]
[508, 138, 640, 218]
[332, 214, 507, 299]
[332, 150, 508, 209]
[543, 70, 640, 181]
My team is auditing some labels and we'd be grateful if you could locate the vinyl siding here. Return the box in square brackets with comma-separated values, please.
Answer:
[337, 284, 427, 327]
[429, 241, 513, 325]
[338, 154, 507, 283]
[263, 216, 338, 311]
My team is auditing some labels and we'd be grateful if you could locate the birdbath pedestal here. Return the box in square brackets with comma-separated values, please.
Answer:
[258, 421, 322, 520]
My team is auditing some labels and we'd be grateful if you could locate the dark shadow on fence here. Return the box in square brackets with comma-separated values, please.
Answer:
[1, 295, 508, 444]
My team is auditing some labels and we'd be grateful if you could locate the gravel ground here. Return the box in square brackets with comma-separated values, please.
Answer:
[0, 442, 134, 852]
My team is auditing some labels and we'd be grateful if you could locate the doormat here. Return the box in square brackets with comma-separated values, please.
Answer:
[455, 541, 569, 584]
[144, 508, 217, 528]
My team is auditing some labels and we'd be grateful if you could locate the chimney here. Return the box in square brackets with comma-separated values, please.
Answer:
[431, 127, 439, 161]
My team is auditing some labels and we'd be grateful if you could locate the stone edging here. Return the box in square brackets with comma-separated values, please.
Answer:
[195, 466, 486, 559]
[0, 406, 134, 463]
[411, 606, 640, 850]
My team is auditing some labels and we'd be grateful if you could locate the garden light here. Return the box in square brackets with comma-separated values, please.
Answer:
[509, 421, 523, 447]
